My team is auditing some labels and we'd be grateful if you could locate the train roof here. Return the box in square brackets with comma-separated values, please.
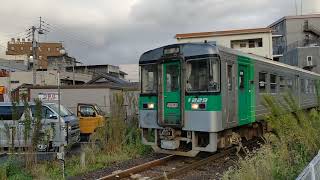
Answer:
[139, 43, 219, 63]
[218, 46, 320, 77]
[140, 42, 320, 77]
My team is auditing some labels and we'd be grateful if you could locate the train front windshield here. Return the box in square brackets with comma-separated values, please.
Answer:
[186, 57, 220, 92]
[141, 64, 157, 94]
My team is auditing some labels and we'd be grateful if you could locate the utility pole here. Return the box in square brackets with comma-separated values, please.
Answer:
[31, 26, 37, 85]
[27, 17, 50, 85]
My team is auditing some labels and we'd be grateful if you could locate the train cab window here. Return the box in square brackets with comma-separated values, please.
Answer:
[141, 65, 157, 94]
[186, 57, 220, 92]
[259, 72, 267, 93]
[270, 74, 277, 93]
[166, 63, 180, 92]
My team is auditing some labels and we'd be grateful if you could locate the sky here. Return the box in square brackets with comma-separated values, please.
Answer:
[0, 0, 318, 65]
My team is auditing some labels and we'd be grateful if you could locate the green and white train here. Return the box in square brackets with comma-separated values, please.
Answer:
[139, 42, 320, 156]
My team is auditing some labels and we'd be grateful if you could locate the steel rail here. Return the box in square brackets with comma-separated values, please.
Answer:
[97, 155, 175, 180]
[151, 147, 236, 180]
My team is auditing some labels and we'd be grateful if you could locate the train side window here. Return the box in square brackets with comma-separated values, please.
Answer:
[305, 79, 309, 94]
[227, 65, 232, 91]
[239, 70, 244, 89]
[259, 72, 267, 93]
[270, 74, 277, 93]
[279, 76, 286, 92]
[287, 79, 293, 90]
[301, 79, 305, 93]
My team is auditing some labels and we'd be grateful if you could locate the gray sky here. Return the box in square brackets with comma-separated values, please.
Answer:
[0, 0, 304, 65]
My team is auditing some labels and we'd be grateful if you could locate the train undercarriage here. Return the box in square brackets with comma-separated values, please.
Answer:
[141, 121, 269, 157]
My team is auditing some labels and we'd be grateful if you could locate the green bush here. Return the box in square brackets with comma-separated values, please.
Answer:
[0, 158, 32, 180]
[223, 93, 320, 180]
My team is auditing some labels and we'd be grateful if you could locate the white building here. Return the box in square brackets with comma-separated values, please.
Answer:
[119, 64, 139, 82]
[0, 70, 92, 102]
[176, 27, 274, 59]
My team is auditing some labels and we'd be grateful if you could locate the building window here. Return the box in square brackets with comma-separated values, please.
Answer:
[39, 56, 42, 59]
[20, 47, 24, 51]
[249, 40, 255, 48]
[30, 47, 32, 51]
[257, 38, 263, 47]
[48, 48, 51, 52]
[11, 47, 15, 51]
[240, 42, 246, 48]
[307, 56, 313, 66]
[38, 47, 41, 51]
[56, 47, 60, 51]
[270, 74, 277, 93]
[10, 80, 19, 84]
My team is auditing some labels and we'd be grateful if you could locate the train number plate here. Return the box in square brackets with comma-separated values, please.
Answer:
[167, 103, 178, 108]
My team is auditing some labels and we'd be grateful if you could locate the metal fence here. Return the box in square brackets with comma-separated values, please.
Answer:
[296, 151, 320, 180]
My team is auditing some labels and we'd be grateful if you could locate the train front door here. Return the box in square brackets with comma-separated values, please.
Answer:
[162, 61, 181, 126]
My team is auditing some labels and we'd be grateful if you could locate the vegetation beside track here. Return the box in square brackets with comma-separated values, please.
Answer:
[223, 93, 320, 180]
[0, 92, 151, 179]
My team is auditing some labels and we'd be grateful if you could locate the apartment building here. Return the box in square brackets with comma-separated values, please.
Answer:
[176, 28, 273, 59]
[6, 38, 64, 69]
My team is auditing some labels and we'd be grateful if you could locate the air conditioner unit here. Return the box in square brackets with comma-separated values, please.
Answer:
[307, 56, 313, 66]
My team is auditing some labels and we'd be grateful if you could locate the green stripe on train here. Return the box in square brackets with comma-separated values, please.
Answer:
[238, 56, 256, 126]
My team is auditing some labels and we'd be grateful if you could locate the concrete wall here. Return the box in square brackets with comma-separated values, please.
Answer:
[29, 88, 139, 118]
[30, 88, 113, 114]
[286, 18, 320, 46]
[177, 32, 273, 59]
[284, 46, 320, 73]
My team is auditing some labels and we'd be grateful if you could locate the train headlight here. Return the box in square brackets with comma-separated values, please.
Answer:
[147, 103, 155, 109]
[191, 103, 199, 110]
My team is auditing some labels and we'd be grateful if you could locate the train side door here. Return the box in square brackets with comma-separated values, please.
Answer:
[226, 63, 236, 126]
[238, 64, 250, 125]
[162, 61, 181, 126]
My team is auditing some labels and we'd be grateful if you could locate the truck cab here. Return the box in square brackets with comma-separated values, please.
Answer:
[77, 103, 105, 139]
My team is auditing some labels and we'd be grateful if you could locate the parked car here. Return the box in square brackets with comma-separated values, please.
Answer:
[0, 102, 80, 151]
[77, 103, 105, 141]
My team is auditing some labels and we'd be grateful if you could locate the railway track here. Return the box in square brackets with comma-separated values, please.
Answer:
[96, 138, 261, 180]
[97, 148, 236, 180]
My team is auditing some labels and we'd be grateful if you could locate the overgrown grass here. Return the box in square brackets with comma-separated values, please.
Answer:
[0, 91, 150, 179]
[223, 93, 320, 180]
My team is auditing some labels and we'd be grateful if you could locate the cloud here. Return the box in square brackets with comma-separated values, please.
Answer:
[0, 0, 298, 65]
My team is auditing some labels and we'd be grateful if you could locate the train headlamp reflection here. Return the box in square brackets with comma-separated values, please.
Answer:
[191, 103, 199, 110]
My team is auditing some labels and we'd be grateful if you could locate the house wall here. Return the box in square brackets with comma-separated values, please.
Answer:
[29, 88, 139, 117]
[177, 32, 273, 59]
[30, 88, 113, 114]
[0, 71, 92, 92]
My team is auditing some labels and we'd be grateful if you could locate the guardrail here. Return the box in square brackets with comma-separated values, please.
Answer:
[296, 151, 320, 180]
